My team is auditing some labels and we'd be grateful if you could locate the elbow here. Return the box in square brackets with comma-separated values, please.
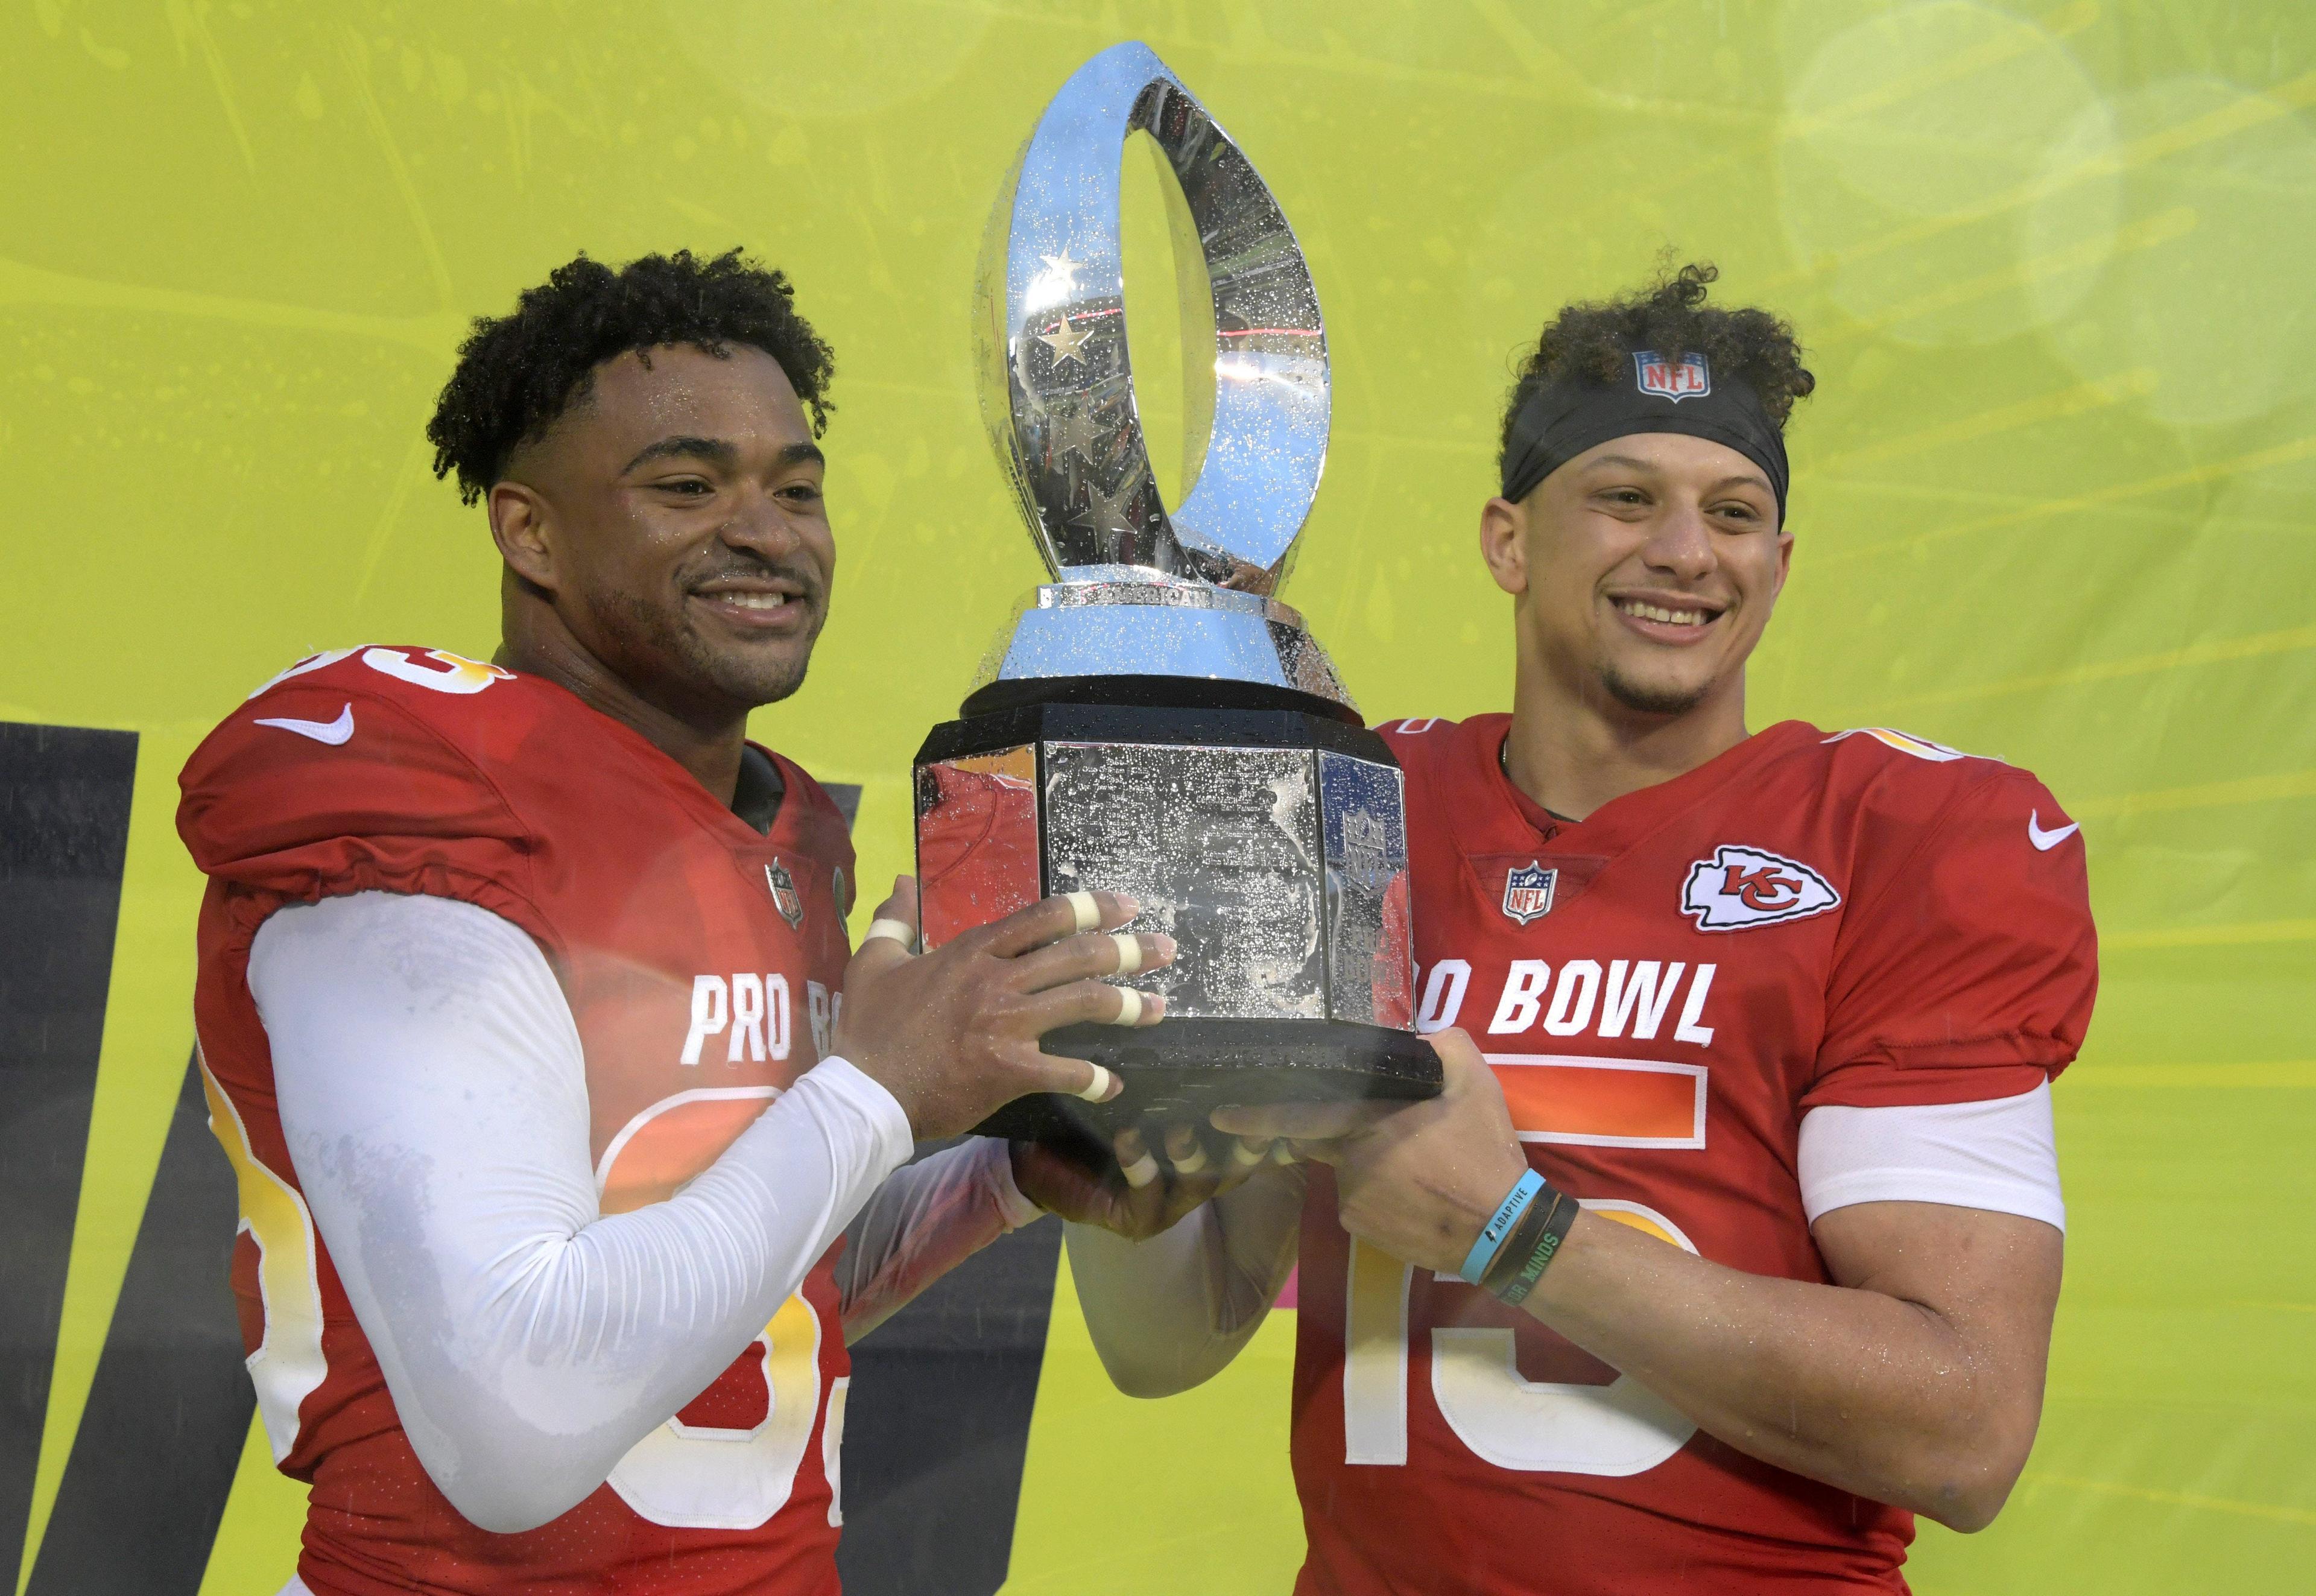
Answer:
[449, 1490, 580, 1539]
[1919, 1474, 2016, 1535]
[408, 1423, 614, 1535]
[1909, 1423, 2037, 1534]
[437, 1465, 606, 1536]
[1089, 1337, 1210, 1401]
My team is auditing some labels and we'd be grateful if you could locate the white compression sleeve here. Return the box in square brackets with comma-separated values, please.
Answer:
[837, 1139, 1044, 1344]
[250, 890, 914, 1534]
[1797, 1081, 2065, 1232]
[1063, 1164, 1306, 1399]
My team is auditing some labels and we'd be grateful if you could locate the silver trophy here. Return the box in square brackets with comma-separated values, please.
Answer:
[916, 42, 1438, 1141]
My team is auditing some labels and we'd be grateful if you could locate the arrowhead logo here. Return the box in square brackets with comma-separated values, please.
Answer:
[1680, 844, 1840, 932]
[2028, 812, 2080, 852]
[252, 703, 355, 746]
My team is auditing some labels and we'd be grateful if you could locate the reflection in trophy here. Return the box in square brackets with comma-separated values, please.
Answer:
[914, 41, 1440, 1140]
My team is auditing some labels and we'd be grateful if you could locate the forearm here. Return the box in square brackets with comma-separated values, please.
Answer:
[1526, 1209, 2047, 1527]
[255, 892, 912, 1531]
[1066, 1164, 1305, 1398]
[838, 1138, 1043, 1344]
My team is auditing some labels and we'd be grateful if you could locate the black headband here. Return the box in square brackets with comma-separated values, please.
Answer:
[1499, 350, 1789, 520]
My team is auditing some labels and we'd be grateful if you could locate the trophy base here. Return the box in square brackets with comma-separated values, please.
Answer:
[970, 1016, 1441, 1144]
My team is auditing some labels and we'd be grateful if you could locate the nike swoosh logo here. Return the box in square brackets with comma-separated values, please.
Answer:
[253, 703, 355, 746]
[2028, 811, 2080, 851]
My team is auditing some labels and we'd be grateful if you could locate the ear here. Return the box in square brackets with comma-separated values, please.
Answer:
[1771, 527, 1794, 601]
[487, 482, 558, 593]
[1479, 496, 1530, 598]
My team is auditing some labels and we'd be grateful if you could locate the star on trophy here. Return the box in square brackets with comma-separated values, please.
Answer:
[914, 41, 1441, 1141]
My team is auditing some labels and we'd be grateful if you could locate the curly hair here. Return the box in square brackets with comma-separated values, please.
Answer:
[1498, 261, 1814, 472]
[426, 249, 837, 505]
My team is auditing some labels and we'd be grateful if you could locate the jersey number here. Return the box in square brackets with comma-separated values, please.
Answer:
[1341, 1056, 1702, 1476]
[250, 645, 512, 700]
[607, 1294, 830, 1530]
[596, 1088, 838, 1530]
[212, 1062, 842, 1530]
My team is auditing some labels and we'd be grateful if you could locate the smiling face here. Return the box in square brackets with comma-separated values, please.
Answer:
[487, 343, 833, 724]
[1482, 431, 1791, 722]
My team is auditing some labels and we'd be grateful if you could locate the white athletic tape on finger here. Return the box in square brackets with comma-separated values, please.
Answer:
[1111, 987, 1144, 1026]
[1074, 1063, 1115, 1103]
[1120, 1151, 1160, 1189]
[1110, 933, 1143, 974]
[1271, 1141, 1297, 1165]
[1170, 1144, 1210, 1176]
[1065, 890, 1101, 932]
[863, 918, 916, 951]
[1230, 1138, 1271, 1168]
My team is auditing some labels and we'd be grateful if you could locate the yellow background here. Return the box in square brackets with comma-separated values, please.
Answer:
[5, 1, 2313, 1591]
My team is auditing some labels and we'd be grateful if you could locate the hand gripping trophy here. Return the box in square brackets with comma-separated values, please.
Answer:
[914, 42, 1441, 1142]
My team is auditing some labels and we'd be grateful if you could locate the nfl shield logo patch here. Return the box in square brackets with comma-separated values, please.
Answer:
[765, 860, 806, 929]
[1633, 349, 1710, 402]
[1501, 861, 1558, 925]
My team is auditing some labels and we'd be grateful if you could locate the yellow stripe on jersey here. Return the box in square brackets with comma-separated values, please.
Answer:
[198, 1048, 329, 1464]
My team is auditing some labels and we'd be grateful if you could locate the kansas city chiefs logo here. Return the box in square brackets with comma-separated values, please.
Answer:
[765, 860, 805, 929]
[1680, 845, 1839, 931]
[1501, 861, 1558, 925]
[1633, 349, 1710, 402]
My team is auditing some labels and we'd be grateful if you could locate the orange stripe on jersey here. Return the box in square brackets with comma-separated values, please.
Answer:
[1485, 1054, 1707, 1149]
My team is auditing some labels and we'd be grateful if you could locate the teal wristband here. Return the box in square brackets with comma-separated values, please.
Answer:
[1460, 1169, 1546, 1284]
[1492, 1191, 1581, 1307]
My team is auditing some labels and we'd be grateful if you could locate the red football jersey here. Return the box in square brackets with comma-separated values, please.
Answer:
[179, 645, 861, 1596]
[1291, 714, 2097, 1595]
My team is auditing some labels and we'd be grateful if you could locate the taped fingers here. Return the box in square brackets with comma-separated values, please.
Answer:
[1074, 1063, 1117, 1103]
[981, 890, 1142, 958]
[862, 917, 917, 952]
[1164, 1125, 1209, 1176]
[1230, 1135, 1273, 1169]
[1012, 929, 1174, 994]
[1115, 1129, 1160, 1189]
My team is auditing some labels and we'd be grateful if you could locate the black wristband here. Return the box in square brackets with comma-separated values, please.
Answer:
[1488, 1189, 1580, 1307]
[1478, 1179, 1564, 1297]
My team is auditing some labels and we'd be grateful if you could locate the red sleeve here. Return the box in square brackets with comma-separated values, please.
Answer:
[1808, 767, 2097, 1110]
[176, 678, 553, 951]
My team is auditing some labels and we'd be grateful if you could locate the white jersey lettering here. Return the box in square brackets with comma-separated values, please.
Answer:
[1477, 957, 1716, 1048]
[681, 976, 729, 1066]
[1489, 960, 1552, 1034]
[1674, 964, 1718, 1047]
[1416, 960, 1471, 1033]
[1541, 960, 1602, 1037]
[1601, 960, 1682, 1041]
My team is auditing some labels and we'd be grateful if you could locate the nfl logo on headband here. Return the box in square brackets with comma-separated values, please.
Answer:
[1633, 349, 1710, 402]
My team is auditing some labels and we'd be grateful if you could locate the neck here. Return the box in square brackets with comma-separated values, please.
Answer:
[1501, 650, 1751, 823]
[497, 583, 748, 806]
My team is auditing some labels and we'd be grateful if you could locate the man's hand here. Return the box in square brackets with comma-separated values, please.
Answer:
[837, 877, 1174, 1141]
[1212, 1028, 1527, 1278]
[1013, 1126, 1276, 1239]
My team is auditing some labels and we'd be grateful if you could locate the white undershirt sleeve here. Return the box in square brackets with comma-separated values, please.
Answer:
[835, 1138, 1045, 1344]
[1063, 1164, 1306, 1399]
[250, 890, 914, 1535]
[1797, 1081, 2065, 1232]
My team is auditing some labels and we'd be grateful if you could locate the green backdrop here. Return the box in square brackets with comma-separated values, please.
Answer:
[5, 1, 2312, 1591]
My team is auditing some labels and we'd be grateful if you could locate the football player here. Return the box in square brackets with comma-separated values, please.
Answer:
[179, 250, 1223, 1596]
[1066, 263, 2098, 1592]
